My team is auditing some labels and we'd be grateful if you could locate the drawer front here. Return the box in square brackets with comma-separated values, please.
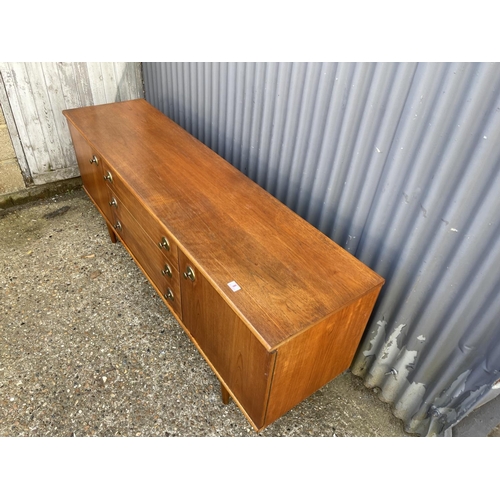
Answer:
[102, 164, 178, 268]
[108, 190, 182, 318]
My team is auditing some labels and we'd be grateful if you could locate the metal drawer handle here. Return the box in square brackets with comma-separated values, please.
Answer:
[89, 155, 99, 165]
[113, 221, 122, 231]
[158, 236, 170, 251]
[164, 288, 174, 301]
[109, 198, 117, 207]
[161, 264, 172, 278]
[103, 171, 113, 182]
[183, 266, 195, 282]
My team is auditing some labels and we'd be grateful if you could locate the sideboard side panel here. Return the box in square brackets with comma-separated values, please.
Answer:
[265, 286, 383, 427]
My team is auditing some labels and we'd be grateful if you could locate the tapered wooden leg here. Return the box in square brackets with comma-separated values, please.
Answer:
[221, 382, 230, 404]
[106, 222, 117, 243]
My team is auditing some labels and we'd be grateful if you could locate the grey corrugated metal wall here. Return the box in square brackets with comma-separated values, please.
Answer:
[143, 62, 500, 436]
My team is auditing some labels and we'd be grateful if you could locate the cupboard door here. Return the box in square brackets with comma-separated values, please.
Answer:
[67, 123, 112, 222]
[179, 253, 275, 429]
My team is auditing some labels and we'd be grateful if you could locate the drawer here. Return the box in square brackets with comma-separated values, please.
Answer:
[102, 164, 178, 268]
[107, 190, 182, 318]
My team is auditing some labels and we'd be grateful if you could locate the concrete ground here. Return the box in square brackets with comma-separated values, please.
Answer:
[0, 186, 425, 437]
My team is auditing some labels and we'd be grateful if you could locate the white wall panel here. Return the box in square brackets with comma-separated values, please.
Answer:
[0, 62, 143, 186]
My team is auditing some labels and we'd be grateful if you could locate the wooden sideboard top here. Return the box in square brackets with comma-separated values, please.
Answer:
[64, 99, 384, 350]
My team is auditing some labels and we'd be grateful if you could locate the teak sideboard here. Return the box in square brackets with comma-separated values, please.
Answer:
[63, 99, 384, 431]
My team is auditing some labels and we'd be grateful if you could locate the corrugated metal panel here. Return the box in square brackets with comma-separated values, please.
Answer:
[0, 62, 144, 186]
[143, 62, 500, 436]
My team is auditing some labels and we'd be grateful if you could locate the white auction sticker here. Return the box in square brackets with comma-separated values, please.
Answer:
[227, 280, 241, 292]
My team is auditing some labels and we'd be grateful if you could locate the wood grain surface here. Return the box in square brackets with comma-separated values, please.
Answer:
[264, 286, 382, 426]
[107, 190, 182, 318]
[102, 159, 179, 269]
[64, 99, 384, 350]
[63, 98, 386, 431]
[179, 254, 275, 429]
[67, 122, 113, 222]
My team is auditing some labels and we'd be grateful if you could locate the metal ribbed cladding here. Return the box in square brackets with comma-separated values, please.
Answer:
[143, 62, 500, 436]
